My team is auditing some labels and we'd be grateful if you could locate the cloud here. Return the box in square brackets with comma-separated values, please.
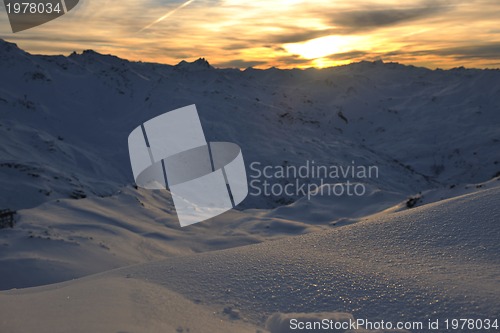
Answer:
[264, 2, 453, 45]
[329, 2, 449, 31]
[434, 43, 500, 59]
[377, 42, 500, 60]
[269, 29, 340, 44]
[0, 0, 499, 69]
[214, 59, 267, 68]
[272, 54, 312, 66]
[327, 50, 369, 60]
[221, 43, 257, 51]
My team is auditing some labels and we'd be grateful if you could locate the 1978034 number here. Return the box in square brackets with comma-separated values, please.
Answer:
[444, 318, 498, 330]
[5, 2, 63, 14]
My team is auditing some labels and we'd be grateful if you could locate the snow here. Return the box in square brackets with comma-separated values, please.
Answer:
[1, 39, 499, 212]
[1, 182, 499, 332]
[0, 276, 260, 333]
[0, 39, 499, 332]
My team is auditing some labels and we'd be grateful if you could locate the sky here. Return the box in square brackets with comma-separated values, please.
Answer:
[0, 0, 499, 69]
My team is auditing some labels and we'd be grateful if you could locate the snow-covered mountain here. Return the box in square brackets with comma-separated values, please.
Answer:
[2, 180, 499, 333]
[1, 40, 500, 331]
[1, 38, 499, 213]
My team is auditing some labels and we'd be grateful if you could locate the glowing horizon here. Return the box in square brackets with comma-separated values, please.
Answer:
[0, 0, 499, 69]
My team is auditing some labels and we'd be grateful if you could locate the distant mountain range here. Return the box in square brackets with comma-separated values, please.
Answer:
[1, 38, 499, 211]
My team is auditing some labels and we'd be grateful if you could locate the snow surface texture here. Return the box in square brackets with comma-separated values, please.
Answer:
[1, 184, 499, 332]
[0, 39, 500, 332]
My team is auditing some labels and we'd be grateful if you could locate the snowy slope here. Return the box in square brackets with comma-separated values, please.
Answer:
[1, 38, 500, 293]
[1, 38, 500, 213]
[1, 182, 499, 333]
[0, 183, 402, 290]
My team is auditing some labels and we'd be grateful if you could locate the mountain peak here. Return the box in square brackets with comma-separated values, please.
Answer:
[82, 49, 101, 56]
[193, 57, 211, 67]
[0, 39, 25, 55]
[68, 49, 104, 60]
[68, 49, 125, 66]
[175, 57, 213, 71]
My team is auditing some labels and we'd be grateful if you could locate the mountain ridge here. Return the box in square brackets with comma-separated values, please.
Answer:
[1, 38, 499, 213]
[3, 38, 500, 71]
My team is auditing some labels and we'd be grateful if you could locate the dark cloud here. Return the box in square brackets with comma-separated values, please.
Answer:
[0, 34, 110, 45]
[380, 42, 500, 60]
[269, 29, 342, 44]
[327, 50, 369, 60]
[433, 43, 500, 59]
[148, 44, 210, 55]
[214, 59, 267, 68]
[272, 55, 312, 66]
[266, 2, 451, 45]
[330, 2, 448, 30]
[222, 43, 252, 51]
[342, 42, 500, 69]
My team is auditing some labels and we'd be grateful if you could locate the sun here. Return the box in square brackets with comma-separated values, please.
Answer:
[283, 35, 364, 60]
[311, 58, 351, 68]
[284, 35, 363, 59]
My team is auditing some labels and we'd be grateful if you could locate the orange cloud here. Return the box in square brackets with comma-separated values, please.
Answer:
[0, 0, 499, 69]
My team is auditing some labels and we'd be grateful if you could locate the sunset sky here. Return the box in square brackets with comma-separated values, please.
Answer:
[0, 0, 499, 69]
